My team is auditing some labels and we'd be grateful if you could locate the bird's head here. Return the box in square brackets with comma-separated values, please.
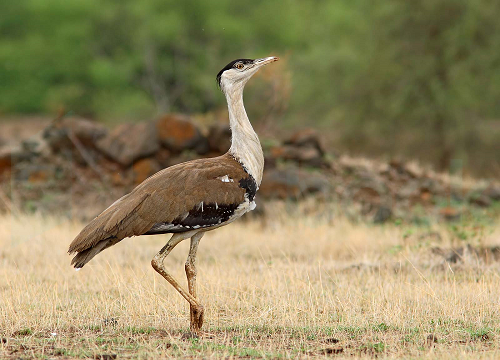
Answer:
[217, 57, 279, 93]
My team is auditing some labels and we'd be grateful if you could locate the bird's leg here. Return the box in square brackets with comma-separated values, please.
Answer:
[151, 233, 204, 335]
[185, 232, 204, 334]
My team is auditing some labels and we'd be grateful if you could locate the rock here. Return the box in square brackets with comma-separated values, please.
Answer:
[195, 137, 210, 155]
[420, 177, 445, 196]
[482, 186, 500, 201]
[0, 143, 36, 176]
[259, 168, 330, 199]
[20, 139, 39, 154]
[44, 117, 108, 151]
[15, 163, 56, 183]
[0, 148, 13, 176]
[469, 194, 492, 208]
[388, 159, 417, 179]
[156, 114, 206, 153]
[96, 122, 159, 166]
[260, 169, 301, 199]
[271, 145, 326, 168]
[272, 128, 331, 168]
[373, 206, 392, 223]
[439, 207, 461, 221]
[284, 128, 325, 156]
[110, 171, 129, 187]
[351, 172, 388, 205]
[43, 117, 108, 166]
[264, 155, 277, 169]
[450, 191, 464, 203]
[207, 124, 231, 154]
[396, 180, 420, 200]
[132, 158, 161, 184]
[98, 157, 125, 187]
[155, 148, 173, 168]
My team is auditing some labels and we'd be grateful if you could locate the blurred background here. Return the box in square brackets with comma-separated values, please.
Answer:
[0, 0, 500, 222]
[0, 0, 500, 221]
[3, 3, 500, 356]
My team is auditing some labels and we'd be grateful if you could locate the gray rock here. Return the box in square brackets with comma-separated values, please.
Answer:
[350, 171, 388, 205]
[482, 186, 500, 201]
[469, 194, 492, 208]
[96, 122, 159, 166]
[44, 117, 108, 151]
[0, 143, 37, 176]
[373, 206, 392, 223]
[271, 145, 327, 168]
[14, 163, 56, 183]
[283, 128, 326, 156]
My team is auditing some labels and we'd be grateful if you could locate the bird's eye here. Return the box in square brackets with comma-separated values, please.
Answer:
[235, 63, 244, 70]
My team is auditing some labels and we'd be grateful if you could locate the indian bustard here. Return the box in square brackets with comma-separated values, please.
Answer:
[68, 57, 278, 336]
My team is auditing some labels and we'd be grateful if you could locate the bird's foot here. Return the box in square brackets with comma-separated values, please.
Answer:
[189, 304, 205, 336]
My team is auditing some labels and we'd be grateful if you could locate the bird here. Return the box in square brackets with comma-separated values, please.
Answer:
[68, 56, 279, 336]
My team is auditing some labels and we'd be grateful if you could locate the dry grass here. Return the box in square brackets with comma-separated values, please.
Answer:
[1, 211, 500, 359]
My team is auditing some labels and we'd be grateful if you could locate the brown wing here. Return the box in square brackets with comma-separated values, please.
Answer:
[68, 153, 252, 267]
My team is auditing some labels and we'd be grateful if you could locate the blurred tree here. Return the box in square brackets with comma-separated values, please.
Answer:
[0, 0, 499, 175]
[0, 0, 300, 118]
[315, 0, 500, 172]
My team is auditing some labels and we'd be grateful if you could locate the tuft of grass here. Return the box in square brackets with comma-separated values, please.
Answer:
[125, 326, 157, 335]
[14, 328, 32, 336]
[373, 323, 390, 332]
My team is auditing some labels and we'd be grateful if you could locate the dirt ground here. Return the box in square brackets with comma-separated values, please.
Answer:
[1, 208, 499, 359]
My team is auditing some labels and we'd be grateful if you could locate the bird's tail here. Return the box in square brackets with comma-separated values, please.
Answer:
[70, 237, 116, 269]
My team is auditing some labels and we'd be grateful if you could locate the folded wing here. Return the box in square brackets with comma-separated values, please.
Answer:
[68, 154, 254, 268]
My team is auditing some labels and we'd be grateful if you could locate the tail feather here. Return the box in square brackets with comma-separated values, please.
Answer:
[68, 193, 151, 253]
[68, 192, 154, 268]
[71, 237, 119, 268]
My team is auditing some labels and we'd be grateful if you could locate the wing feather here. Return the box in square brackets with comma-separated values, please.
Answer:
[68, 154, 251, 267]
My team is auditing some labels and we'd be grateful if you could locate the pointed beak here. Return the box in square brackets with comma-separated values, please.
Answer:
[253, 56, 279, 67]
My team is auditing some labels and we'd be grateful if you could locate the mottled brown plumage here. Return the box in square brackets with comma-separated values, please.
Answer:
[68, 153, 250, 263]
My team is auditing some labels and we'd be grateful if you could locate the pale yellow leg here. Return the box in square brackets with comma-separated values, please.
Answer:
[151, 231, 205, 335]
[185, 232, 204, 334]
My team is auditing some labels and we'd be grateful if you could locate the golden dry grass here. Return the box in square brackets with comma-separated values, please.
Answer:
[1, 211, 500, 359]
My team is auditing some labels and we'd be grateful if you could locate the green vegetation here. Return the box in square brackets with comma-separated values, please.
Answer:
[14, 328, 33, 336]
[1, 1, 500, 175]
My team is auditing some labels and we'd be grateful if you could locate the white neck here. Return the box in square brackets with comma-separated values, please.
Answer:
[225, 83, 264, 187]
